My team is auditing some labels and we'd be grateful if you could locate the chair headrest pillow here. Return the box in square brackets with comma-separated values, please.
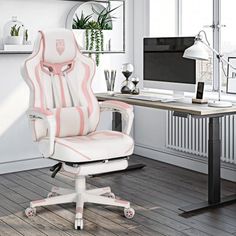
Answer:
[40, 29, 77, 64]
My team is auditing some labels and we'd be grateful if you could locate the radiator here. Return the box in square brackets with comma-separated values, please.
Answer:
[166, 111, 236, 164]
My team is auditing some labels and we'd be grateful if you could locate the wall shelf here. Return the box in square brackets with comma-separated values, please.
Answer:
[0, 50, 126, 55]
[0, 50, 32, 54]
[0, 0, 125, 56]
[81, 50, 125, 54]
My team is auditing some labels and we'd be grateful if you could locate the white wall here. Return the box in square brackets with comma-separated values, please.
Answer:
[0, 0, 134, 173]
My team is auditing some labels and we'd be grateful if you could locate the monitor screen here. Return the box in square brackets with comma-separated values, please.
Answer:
[144, 37, 196, 85]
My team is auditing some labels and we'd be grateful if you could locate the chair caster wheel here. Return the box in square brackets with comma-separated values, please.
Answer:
[47, 192, 59, 198]
[25, 207, 36, 217]
[104, 192, 116, 199]
[75, 219, 83, 230]
[124, 208, 135, 219]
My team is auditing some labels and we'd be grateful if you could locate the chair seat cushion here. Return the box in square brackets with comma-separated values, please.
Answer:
[51, 130, 134, 163]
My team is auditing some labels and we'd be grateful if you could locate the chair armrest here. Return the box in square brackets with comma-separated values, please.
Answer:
[28, 107, 56, 156]
[100, 100, 134, 135]
[28, 107, 54, 119]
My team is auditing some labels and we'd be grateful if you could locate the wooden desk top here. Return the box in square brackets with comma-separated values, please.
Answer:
[96, 93, 236, 117]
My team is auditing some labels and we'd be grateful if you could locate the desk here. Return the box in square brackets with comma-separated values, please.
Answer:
[96, 93, 236, 215]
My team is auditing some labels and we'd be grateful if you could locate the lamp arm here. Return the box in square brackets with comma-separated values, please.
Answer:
[219, 56, 236, 70]
[200, 40, 236, 70]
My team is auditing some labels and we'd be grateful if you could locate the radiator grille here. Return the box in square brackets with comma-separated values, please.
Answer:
[166, 111, 236, 164]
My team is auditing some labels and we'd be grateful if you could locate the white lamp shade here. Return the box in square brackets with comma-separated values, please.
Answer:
[183, 41, 209, 61]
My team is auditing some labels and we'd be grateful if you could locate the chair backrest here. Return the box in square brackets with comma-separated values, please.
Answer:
[22, 29, 100, 140]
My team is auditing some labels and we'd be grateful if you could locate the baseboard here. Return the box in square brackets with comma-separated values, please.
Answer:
[0, 158, 56, 175]
[134, 144, 236, 182]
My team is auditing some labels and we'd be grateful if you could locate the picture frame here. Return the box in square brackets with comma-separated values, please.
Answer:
[226, 57, 236, 94]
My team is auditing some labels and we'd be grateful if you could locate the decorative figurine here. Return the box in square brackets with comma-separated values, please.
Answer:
[121, 63, 135, 94]
[131, 77, 140, 95]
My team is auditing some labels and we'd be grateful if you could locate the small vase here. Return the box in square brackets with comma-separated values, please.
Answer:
[6, 36, 23, 45]
[73, 29, 86, 49]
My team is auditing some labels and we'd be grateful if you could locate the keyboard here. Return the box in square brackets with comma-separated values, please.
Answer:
[128, 94, 180, 102]
[128, 95, 162, 102]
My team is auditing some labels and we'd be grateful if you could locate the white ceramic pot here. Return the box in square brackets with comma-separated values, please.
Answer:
[73, 29, 87, 49]
[6, 36, 23, 45]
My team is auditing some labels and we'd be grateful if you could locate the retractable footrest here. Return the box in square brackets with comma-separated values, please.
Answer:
[62, 158, 128, 176]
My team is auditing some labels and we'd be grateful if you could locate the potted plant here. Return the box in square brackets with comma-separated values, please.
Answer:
[7, 24, 23, 45]
[87, 4, 120, 65]
[72, 12, 92, 51]
[72, 4, 120, 66]
[85, 20, 102, 66]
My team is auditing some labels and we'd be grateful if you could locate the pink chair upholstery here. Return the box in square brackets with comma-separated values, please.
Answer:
[21, 29, 135, 230]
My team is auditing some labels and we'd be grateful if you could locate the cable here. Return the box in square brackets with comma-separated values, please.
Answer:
[221, 60, 235, 79]
[198, 30, 211, 46]
[221, 61, 228, 78]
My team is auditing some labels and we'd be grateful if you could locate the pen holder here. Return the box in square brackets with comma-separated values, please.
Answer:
[104, 70, 116, 95]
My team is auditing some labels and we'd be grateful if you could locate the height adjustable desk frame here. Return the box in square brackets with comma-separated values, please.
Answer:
[96, 93, 236, 215]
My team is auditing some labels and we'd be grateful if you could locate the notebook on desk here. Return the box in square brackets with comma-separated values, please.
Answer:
[128, 95, 162, 102]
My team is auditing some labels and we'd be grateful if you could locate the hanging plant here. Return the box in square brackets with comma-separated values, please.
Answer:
[100, 30, 104, 52]
[72, 4, 121, 66]
[86, 21, 102, 65]
[85, 28, 89, 50]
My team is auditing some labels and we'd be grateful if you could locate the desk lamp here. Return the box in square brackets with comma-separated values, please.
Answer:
[183, 30, 235, 108]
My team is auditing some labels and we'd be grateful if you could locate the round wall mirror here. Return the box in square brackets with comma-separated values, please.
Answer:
[66, 0, 125, 63]
[66, 1, 113, 30]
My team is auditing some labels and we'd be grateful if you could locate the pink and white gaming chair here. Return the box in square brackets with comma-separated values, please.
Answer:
[21, 29, 135, 230]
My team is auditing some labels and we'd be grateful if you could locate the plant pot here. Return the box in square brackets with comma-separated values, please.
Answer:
[6, 36, 23, 45]
[73, 29, 86, 49]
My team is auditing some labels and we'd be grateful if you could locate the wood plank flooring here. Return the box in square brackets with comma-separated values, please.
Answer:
[0, 155, 235, 236]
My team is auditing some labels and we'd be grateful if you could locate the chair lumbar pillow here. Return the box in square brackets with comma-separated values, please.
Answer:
[21, 29, 135, 230]
[50, 106, 89, 137]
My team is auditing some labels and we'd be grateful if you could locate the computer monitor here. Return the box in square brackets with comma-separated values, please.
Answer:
[143, 37, 196, 94]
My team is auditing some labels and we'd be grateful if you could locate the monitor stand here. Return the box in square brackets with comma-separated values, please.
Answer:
[142, 88, 184, 96]
[172, 90, 185, 99]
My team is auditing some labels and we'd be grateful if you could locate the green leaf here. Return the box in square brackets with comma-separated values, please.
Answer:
[72, 12, 92, 29]
[92, 4, 121, 30]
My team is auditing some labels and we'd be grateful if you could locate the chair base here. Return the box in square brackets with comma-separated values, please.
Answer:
[25, 175, 135, 230]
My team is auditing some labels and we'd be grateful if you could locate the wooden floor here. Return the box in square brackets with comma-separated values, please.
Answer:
[0, 155, 235, 236]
